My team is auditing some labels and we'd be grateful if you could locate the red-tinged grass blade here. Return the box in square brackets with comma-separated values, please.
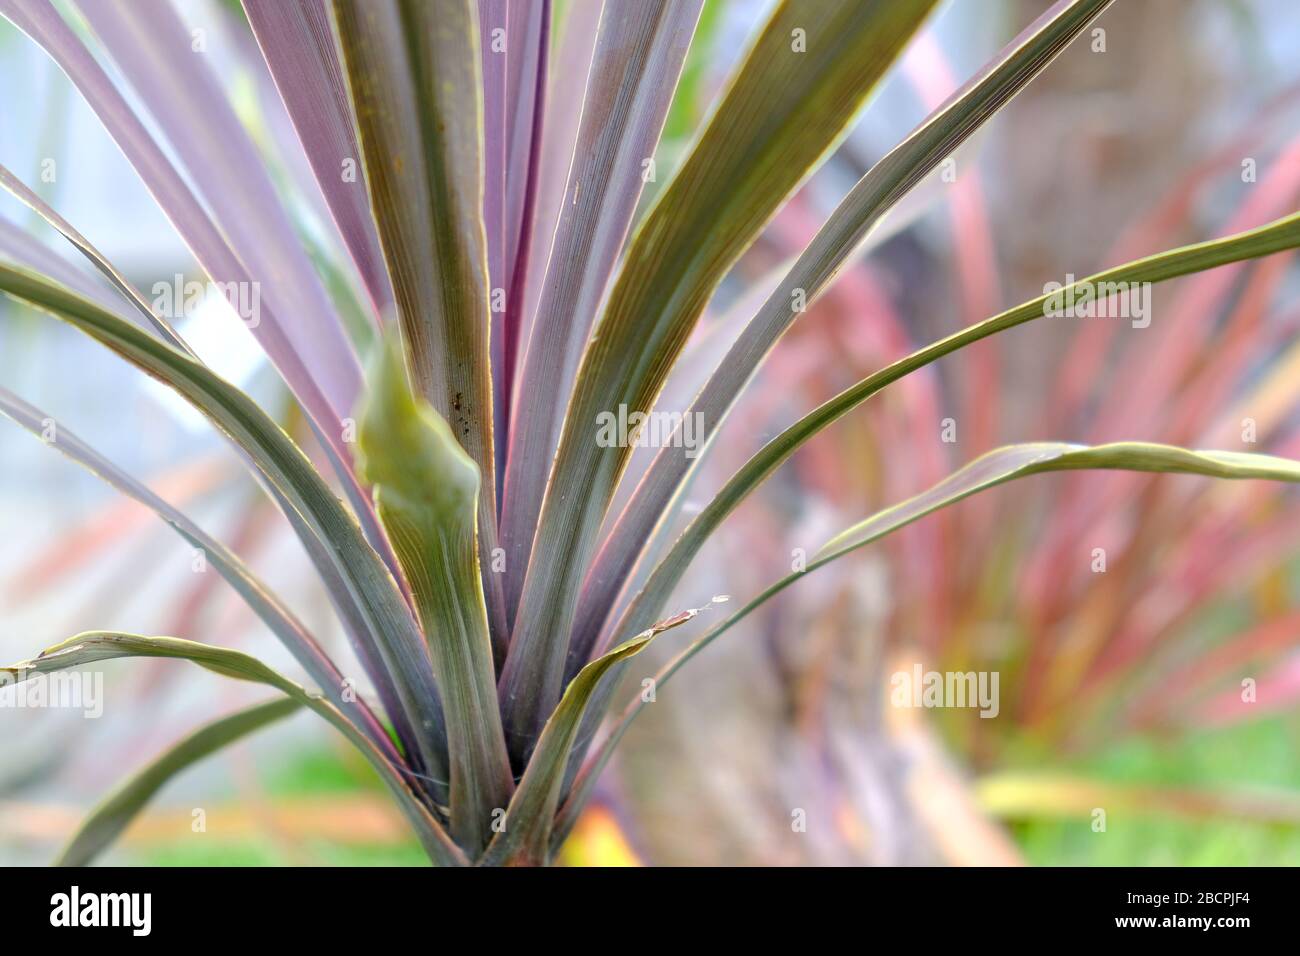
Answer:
[501, 0, 941, 765]
[357, 335, 513, 856]
[69, 0, 363, 414]
[0, 261, 451, 791]
[568, 0, 1114, 675]
[1128, 608, 1300, 730]
[1040, 266, 1299, 703]
[332, 0, 507, 656]
[1046, 138, 1300, 543]
[1043, 84, 1300, 435]
[501, 0, 703, 625]
[1, 633, 464, 866]
[1056, 491, 1300, 732]
[242, 0, 394, 322]
[1198, 656, 1300, 727]
[554, 442, 1300, 843]
[1017, 140, 1300, 636]
[0, 386, 398, 760]
[1094, 141, 1300, 439]
[900, 32, 1003, 546]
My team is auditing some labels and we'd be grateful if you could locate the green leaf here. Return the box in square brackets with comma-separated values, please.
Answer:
[568, 0, 1116, 671]
[554, 441, 1300, 844]
[0, 261, 449, 789]
[0, 161, 191, 353]
[332, 0, 507, 655]
[56, 698, 301, 867]
[502, 0, 941, 765]
[484, 605, 704, 865]
[556, 210, 1300, 821]
[610, 211, 1300, 655]
[3, 632, 465, 866]
[357, 333, 513, 856]
[0, 385, 399, 761]
[481, 632, 653, 866]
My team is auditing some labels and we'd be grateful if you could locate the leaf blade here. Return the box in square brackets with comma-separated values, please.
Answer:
[611, 212, 1300, 659]
[0, 0, 393, 573]
[242, 0, 394, 320]
[502, 0, 940, 763]
[3, 633, 465, 866]
[482, 633, 653, 866]
[68, 0, 364, 413]
[0, 261, 450, 791]
[55, 698, 301, 867]
[357, 335, 514, 855]
[555, 441, 1300, 843]
[569, 0, 1116, 670]
[500, 0, 703, 625]
[0, 385, 399, 761]
[333, 0, 507, 655]
[556, 210, 1300, 810]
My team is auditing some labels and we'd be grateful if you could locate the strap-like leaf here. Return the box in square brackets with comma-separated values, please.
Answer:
[569, 0, 1115, 671]
[478, 0, 549, 463]
[0, 0, 395, 578]
[56, 698, 301, 867]
[554, 441, 1300, 843]
[0, 0, 354, 419]
[481, 626, 663, 866]
[0, 162, 190, 352]
[3, 633, 465, 866]
[518, 0, 603, 336]
[0, 214, 135, 321]
[242, 0, 394, 321]
[502, 0, 940, 764]
[610, 212, 1300, 657]
[0, 262, 450, 789]
[357, 335, 513, 855]
[332, 0, 507, 656]
[555, 210, 1300, 805]
[500, 0, 703, 625]
[484, 602, 705, 864]
[0, 386, 399, 761]
[68, 0, 364, 414]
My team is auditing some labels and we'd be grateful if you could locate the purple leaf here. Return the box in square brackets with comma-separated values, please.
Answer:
[243, 0, 395, 323]
[499, 0, 701, 627]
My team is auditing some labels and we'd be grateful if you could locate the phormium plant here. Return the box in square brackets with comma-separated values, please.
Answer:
[1, 0, 1299, 865]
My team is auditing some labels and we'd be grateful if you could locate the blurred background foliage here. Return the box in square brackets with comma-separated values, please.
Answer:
[2, 0, 1299, 865]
